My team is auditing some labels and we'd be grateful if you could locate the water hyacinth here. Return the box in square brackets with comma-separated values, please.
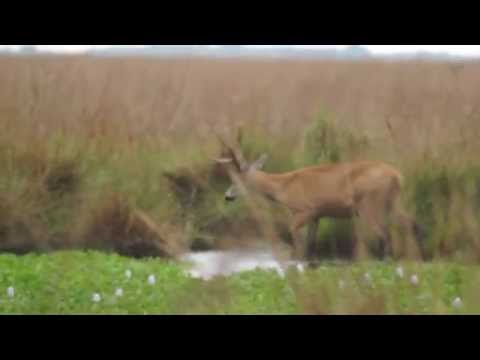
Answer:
[364, 272, 372, 283]
[452, 297, 463, 309]
[188, 270, 201, 279]
[7, 287, 14, 298]
[276, 268, 285, 278]
[92, 293, 102, 303]
[296, 264, 305, 273]
[125, 269, 132, 279]
[148, 275, 156, 285]
[410, 274, 419, 286]
[115, 288, 124, 297]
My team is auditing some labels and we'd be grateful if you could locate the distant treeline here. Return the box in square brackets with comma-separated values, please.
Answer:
[0, 45, 469, 61]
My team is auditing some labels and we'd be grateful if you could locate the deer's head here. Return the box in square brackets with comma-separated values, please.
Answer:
[214, 132, 268, 202]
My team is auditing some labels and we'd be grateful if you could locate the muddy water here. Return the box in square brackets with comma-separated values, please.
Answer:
[179, 248, 306, 280]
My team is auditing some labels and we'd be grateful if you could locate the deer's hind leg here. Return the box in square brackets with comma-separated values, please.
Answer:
[391, 199, 427, 260]
[355, 193, 392, 259]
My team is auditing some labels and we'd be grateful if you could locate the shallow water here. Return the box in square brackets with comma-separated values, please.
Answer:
[179, 248, 306, 280]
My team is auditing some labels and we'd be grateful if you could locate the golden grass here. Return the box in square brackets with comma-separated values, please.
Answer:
[1, 55, 480, 260]
[0, 56, 478, 153]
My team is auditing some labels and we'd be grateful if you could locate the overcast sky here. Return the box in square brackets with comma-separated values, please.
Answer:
[1, 45, 479, 57]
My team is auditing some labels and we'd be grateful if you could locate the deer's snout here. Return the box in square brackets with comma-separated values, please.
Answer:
[225, 186, 238, 202]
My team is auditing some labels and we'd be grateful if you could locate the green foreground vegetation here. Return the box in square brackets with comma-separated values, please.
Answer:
[0, 251, 477, 314]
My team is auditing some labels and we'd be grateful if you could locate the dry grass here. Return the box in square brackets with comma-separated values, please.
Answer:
[74, 193, 185, 258]
[1, 55, 480, 260]
[1, 56, 479, 150]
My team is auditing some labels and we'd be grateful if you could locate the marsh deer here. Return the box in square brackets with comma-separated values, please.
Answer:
[214, 135, 425, 262]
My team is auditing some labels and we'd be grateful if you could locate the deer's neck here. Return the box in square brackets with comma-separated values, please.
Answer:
[246, 170, 281, 202]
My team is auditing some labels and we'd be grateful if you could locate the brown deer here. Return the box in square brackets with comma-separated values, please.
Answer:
[214, 134, 425, 262]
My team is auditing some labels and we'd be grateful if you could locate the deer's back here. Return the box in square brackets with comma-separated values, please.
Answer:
[270, 161, 403, 214]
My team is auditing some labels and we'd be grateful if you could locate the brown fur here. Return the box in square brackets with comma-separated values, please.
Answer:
[217, 141, 422, 261]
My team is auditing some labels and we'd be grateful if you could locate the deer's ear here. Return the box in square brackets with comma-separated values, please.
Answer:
[251, 153, 269, 170]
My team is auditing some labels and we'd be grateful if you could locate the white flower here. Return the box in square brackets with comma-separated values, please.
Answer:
[125, 269, 132, 279]
[115, 288, 124, 297]
[410, 274, 419, 286]
[296, 264, 305, 273]
[338, 280, 346, 290]
[188, 270, 201, 279]
[92, 293, 102, 303]
[7, 287, 14, 298]
[395, 266, 404, 279]
[452, 297, 463, 309]
[364, 272, 372, 282]
[148, 275, 156, 285]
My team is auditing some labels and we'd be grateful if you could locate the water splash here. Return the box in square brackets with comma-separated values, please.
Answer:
[179, 249, 305, 280]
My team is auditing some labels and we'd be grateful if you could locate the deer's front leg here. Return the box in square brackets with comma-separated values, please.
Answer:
[306, 217, 320, 261]
[290, 212, 314, 260]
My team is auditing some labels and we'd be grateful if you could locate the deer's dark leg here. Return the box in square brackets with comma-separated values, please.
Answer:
[356, 197, 392, 260]
[306, 217, 320, 262]
[290, 212, 314, 261]
[394, 206, 427, 261]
